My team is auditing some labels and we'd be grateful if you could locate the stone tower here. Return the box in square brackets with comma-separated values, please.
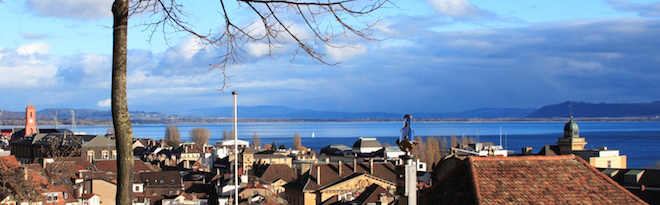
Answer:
[557, 116, 587, 155]
[25, 105, 37, 137]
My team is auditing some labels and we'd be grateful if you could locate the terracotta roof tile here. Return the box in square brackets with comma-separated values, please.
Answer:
[253, 164, 297, 183]
[286, 162, 396, 192]
[95, 159, 156, 173]
[421, 155, 647, 205]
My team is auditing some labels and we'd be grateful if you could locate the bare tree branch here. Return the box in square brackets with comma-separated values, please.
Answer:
[128, 0, 392, 90]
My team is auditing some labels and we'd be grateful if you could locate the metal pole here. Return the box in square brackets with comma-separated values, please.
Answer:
[232, 91, 238, 205]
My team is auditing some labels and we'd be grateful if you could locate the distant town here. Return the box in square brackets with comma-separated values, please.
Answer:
[0, 105, 657, 205]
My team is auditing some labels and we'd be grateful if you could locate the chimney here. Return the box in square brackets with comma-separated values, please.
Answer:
[325, 157, 329, 164]
[522, 147, 533, 156]
[369, 159, 374, 175]
[316, 166, 321, 184]
[353, 158, 357, 172]
[338, 161, 342, 176]
[378, 193, 388, 205]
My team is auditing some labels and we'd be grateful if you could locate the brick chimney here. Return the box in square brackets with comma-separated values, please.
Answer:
[338, 161, 342, 176]
[370, 159, 374, 175]
[353, 158, 357, 172]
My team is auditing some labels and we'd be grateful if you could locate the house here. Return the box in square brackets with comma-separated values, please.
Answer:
[420, 155, 647, 204]
[600, 168, 660, 204]
[138, 171, 184, 197]
[77, 193, 100, 205]
[538, 117, 627, 169]
[282, 161, 396, 205]
[161, 192, 207, 205]
[252, 164, 297, 194]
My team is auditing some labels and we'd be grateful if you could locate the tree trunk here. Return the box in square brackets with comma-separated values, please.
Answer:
[111, 1, 133, 205]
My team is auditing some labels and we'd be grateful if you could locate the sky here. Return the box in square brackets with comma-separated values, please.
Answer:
[1, 0, 660, 115]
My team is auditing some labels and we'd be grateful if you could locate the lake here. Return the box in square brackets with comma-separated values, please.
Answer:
[75, 121, 660, 168]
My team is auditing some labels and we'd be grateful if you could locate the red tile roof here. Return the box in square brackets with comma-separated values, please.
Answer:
[285, 162, 396, 192]
[94, 159, 156, 173]
[0, 155, 19, 170]
[253, 164, 297, 183]
[421, 155, 647, 204]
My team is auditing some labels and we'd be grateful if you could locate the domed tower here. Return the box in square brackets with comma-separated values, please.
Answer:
[563, 116, 579, 138]
[25, 105, 37, 137]
[557, 116, 587, 155]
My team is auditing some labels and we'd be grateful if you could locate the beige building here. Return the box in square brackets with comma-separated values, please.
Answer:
[556, 117, 627, 169]
[282, 162, 396, 205]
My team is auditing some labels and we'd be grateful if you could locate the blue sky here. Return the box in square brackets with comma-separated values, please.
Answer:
[1, 0, 660, 115]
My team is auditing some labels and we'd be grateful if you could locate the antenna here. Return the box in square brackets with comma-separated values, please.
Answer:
[70, 110, 77, 133]
[569, 100, 573, 119]
[53, 111, 58, 129]
[0, 110, 3, 129]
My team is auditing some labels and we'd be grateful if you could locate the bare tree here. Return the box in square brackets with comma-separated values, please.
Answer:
[425, 136, 441, 169]
[252, 132, 261, 149]
[440, 136, 448, 155]
[461, 135, 468, 148]
[0, 165, 45, 204]
[412, 136, 424, 162]
[646, 161, 660, 169]
[190, 127, 211, 145]
[450, 135, 458, 149]
[293, 132, 303, 150]
[111, 0, 391, 204]
[165, 125, 181, 147]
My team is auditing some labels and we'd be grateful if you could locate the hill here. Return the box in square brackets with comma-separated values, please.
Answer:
[526, 101, 660, 118]
[179, 106, 534, 119]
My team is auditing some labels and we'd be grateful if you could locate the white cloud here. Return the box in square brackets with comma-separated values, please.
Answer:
[325, 44, 367, 62]
[175, 36, 205, 60]
[27, 0, 113, 20]
[608, 0, 660, 18]
[246, 43, 272, 57]
[97, 98, 111, 107]
[428, 0, 494, 20]
[16, 41, 51, 55]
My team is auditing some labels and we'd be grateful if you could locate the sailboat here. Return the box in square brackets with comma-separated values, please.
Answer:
[312, 132, 315, 138]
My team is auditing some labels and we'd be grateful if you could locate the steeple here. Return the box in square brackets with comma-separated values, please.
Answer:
[557, 102, 586, 154]
[25, 105, 37, 137]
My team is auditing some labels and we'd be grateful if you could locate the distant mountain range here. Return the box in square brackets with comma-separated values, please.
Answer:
[2, 101, 659, 125]
[527, 101, 660, 118]
[178, 106, 536, 119]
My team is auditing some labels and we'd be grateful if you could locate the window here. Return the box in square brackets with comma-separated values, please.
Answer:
[160, 180, 165, 183]
[168, 191, 174, 195]
[171, 179, 176, 183]
[87, 150, 95, 162]
[102, 150, 109, 159]
[112, 150, 117, 159]
[607, 160, 612, 168]
[134, 186, 141, 192]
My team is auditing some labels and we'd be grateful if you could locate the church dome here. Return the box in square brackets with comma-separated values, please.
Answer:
[563, 117, 579, 138]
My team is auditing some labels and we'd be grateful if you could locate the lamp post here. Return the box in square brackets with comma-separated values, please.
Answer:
[232, 91, 238, 205]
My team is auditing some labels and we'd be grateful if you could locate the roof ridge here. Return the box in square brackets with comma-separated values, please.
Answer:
[572, 155, 648, 204]
[469, 155, 575, 162]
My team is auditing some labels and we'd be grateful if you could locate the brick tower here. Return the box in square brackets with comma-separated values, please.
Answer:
[25, 105, 37, 136]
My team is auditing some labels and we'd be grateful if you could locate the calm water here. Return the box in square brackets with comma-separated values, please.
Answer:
[75, 121, 660, 168]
